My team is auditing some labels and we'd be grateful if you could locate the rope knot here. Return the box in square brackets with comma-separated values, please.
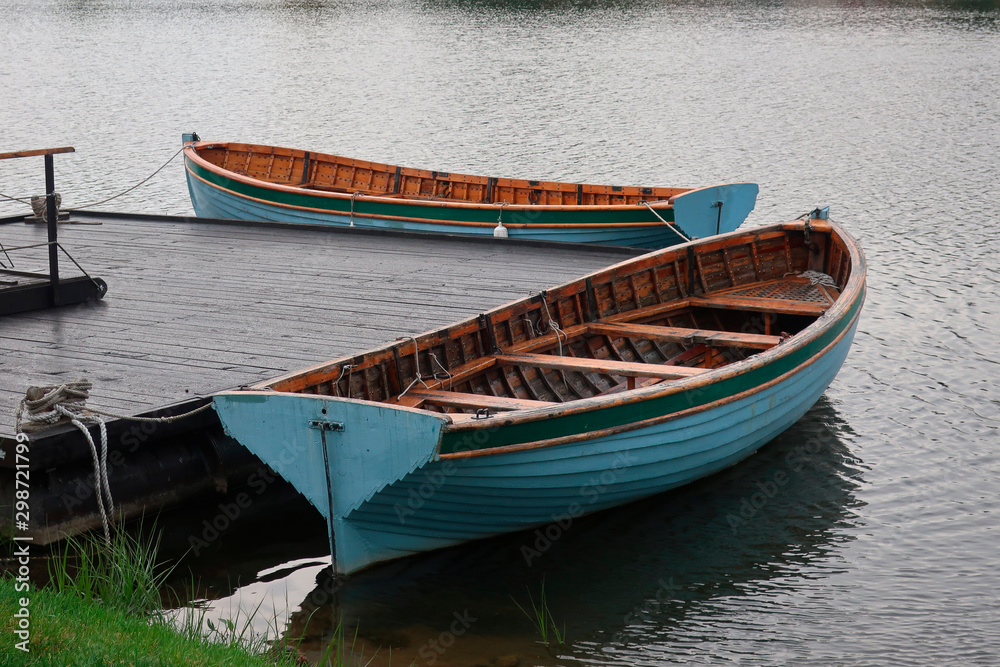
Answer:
[16, 379, 94, 433]
[15, 378, 115, 544]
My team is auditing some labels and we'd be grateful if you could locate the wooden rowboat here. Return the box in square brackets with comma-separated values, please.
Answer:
[212, 210, 866, 576]
[182, 134, 759, 248]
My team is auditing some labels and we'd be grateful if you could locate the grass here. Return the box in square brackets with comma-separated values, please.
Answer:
[0, 574, 300, 666]
[46, 525, 174, 616]
[511, 577, 566, 650]
[1, 526, 327, 666]
[0, 524, 381, 666]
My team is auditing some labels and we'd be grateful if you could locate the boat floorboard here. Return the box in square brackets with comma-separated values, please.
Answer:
[0, 213, 636, 435]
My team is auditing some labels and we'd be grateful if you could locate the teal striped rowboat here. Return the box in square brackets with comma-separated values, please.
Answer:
[182, 134, 759, 248]
[213, 212, 866, 576]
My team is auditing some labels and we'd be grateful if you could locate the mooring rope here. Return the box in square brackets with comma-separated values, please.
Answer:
[15, 380, 113, 543]
[640, 201, 692, 242]
[14, 380, 215, 544]
[1, 146, 186, 216]
[0, 191, 33, 206]
[65, 146, 186, 212]
[60, 404, 113, 544]
[330, 364, 353, 398]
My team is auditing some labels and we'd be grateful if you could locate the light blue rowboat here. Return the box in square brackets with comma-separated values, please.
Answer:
[213, 212, 866, 575]
[182, 134, 759, 249]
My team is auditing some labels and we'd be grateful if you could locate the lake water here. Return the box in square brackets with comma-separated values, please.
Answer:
[2, 0, 999, 664]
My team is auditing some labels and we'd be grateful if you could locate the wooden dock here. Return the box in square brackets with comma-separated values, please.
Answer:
[0, 212, 637, 436]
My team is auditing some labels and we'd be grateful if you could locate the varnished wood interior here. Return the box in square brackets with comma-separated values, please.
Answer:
[192, 142, 690, 207]
[263, 222, 853, 416]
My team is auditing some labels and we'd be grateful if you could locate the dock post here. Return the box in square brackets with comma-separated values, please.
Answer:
[44, 153, 60, 299]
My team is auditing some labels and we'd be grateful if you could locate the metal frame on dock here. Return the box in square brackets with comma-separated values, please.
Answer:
[0, 146, 107, 315]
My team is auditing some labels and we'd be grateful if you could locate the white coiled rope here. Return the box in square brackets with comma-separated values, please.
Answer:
[14, 379, 214, 544]
[800, 270, 838, 288]
[15, 380, 114, 543]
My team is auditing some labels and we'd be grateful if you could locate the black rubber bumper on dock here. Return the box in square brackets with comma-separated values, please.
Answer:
[0, 274, 107, 316]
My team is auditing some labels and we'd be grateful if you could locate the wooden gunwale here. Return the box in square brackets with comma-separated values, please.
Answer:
[185, 142, 688, 204]
[184, 146, 685, 220]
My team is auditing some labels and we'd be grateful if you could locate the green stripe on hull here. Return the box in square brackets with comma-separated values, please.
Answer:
[186, 158, 676, 226]
[438, 289, 864, 454]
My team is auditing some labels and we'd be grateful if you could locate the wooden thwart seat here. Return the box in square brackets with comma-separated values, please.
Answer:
[589, 322, 782, 350]
[406, 389, 554, 411]
[689, 294, 828, 317]
[494, 353, 709, 379]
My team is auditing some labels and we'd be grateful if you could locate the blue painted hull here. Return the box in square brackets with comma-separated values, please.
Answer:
[185, 171, 689, 248]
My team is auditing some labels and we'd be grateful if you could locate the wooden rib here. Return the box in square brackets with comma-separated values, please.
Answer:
[599, 334, 627, 362]
[513, 366, 545, 401]
[747, 242, 761, 280]
[694, 254, 710, 293]
[620, 334, 650, 362]
[589, 322, 781, 350]
[672, 260, 688, 298]
[407, 389, 554, 411]
[817, 285, 840, 305]
[497, 366, 522, 399]
[534, 366, 568, 402]
[722, 247, 737, 286]
[689, 294, 828, 317]
[494, 353, 709, 379]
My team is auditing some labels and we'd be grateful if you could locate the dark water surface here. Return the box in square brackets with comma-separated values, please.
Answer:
[2, 0, 999, 664]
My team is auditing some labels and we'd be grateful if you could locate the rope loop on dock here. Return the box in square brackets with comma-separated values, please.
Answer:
[15, 380, 93, 433]
[15, 380, 115, 544]
[14, 380, 216, 545]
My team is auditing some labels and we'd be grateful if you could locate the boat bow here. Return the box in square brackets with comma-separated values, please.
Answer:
[212, 391, 447, 573]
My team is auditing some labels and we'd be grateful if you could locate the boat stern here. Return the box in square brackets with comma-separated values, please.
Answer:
[669, 182, 759, 239]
